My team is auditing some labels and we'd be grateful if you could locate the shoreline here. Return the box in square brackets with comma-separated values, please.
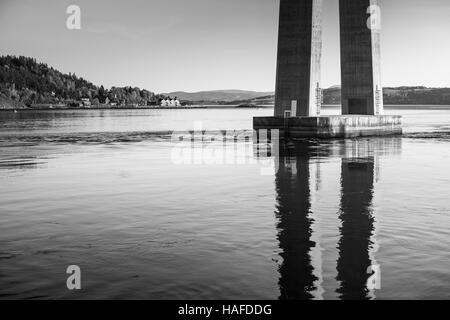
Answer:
[0, 105, 274, 111]
[1, 104, 450, 111]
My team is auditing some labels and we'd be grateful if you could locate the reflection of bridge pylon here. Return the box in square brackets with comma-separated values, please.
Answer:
[255, 137, 402, 299]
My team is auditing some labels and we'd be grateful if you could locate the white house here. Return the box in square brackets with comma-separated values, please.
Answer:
[161, 97, 181, 107]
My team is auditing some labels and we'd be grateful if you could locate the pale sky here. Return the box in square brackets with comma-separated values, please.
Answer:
[0, 0, 449, 93]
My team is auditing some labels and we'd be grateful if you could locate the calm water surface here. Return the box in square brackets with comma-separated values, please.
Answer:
[0, 107, 449, 299]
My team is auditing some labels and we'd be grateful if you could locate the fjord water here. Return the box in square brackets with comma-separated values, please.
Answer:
[0, 107, 449, 300]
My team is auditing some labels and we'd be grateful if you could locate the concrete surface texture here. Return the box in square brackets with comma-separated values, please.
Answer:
[253, 115, 402, 139]
[340, 0, 383, 115]
[274, 0, 323, 117]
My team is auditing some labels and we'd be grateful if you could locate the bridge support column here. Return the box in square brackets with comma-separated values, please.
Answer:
[274, 0, 322, 117]
[340, 0, 383, 115]
[253, 0, 402, 139]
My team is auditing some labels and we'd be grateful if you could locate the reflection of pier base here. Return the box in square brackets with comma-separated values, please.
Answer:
[253, 115, 402, 139]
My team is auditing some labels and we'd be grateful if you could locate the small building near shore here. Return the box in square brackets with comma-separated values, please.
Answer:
[81, 98, 91, 107]
[161, 97, 180, 107]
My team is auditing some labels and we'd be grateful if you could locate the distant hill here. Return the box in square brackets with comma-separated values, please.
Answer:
[383, 86, 450, 105]
[162, 90, 274, 103]
[2, 55, 450, 109]
[225, 85, 450, 106]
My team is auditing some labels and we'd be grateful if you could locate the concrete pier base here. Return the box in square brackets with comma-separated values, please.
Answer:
[253, 115, 402, 139]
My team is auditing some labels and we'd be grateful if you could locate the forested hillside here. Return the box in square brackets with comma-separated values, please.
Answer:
[0, 55, 160, 108]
